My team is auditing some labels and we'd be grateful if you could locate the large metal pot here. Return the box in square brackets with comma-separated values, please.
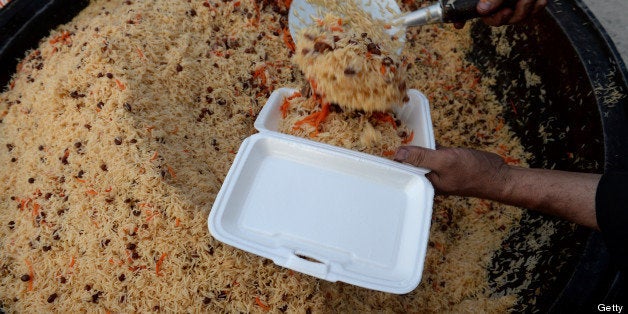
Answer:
[467, 0, 627, 311]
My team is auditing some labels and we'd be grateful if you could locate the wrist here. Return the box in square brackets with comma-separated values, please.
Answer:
[495, 164, 515, 202]
[476, 163, 515, 202]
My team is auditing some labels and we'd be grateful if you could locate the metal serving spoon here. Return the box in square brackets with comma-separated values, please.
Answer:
[288, 0, 518, 42]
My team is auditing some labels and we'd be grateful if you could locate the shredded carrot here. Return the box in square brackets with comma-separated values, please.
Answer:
[32, 202, 40, 220]
[85, 189, 98, 196]
[19, 198, 31, 211]
[433, 241, 445, 254]
[330, 25, 343, 32]
[287, 91, 302, 100]
[234, 1, 241, 6]
[503, 156, 521, 164]
[509, 99, 518, 115]
[280, 99, 291, 118]
[145, 209, 159, 222]
[25, 259, 34, 291]
[115, 79, 126, 90]
[255, 297, 270, 311]
[104, 186, 113, 193]
[136, 47, 145, 59]
[49, 30, 72, 45]
[75, 177, 87, 184]
[16, 60, 25, 73]
[175, 218, 181, 227]
[167, 165, 176, 178]
[380, 64, 387, 75]
[384, 24, 392, 29]
[251, 1, 260, 26]
[293, 103, 330, 135]
[494, 118, 505, 132]
[129, 265, 147, 272]
[150, 151, 158, 161]
[474, 206, 489, 215]
[253, 65, 268, 86]
[156, 253, 167, 276]
[402, 131, 415, 144]
[497, 144, 508, 155]
[383, 150, 395, 157]
[125, 250, 133, 263]
[282, 28, 295, 52]
[372, 112, 397, 129]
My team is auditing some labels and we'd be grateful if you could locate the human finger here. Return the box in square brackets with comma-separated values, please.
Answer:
[481, 8, 514, 26]
[477, 0, 505, 15]
[508, 0, 535, 24]
[532, 0, 547, 15]
[394, 146, 442, 170]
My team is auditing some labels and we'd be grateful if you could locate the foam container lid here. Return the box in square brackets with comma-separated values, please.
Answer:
[208, 88, 435, 294]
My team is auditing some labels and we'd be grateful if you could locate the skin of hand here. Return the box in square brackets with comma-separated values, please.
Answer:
[394, 145, 602, 230]
[454, 0, 548, 28]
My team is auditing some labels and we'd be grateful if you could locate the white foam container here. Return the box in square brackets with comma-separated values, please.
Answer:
[208, 88, 435, 294]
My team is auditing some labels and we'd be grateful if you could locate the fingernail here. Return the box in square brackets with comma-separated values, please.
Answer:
[478, 0, 492, 13]
[394, 148, 408, 162]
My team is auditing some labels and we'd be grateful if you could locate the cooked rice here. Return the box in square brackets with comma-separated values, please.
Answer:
[1, 0, 535, 312]
[278, 92, 414, 158]
[291, 9, 407, 112]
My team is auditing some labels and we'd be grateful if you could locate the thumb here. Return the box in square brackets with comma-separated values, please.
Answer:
[394, 146, 439, 170]
[477, 0, 504, 15]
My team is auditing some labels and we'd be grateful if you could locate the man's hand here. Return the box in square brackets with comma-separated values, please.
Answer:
[394, 145, 601, 229]
[479, 0, 547, 26]
[455, 0, 548, 28]
[393, 146, 510, 198]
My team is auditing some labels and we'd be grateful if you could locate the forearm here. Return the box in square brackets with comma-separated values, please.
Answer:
[393, 146, 603, 230]
[490, 166, 602, 229]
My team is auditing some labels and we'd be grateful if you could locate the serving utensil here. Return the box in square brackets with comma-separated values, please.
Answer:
[288, 0, 518, 41]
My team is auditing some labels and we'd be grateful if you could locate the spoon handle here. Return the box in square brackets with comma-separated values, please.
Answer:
[441, 0, 519, 23]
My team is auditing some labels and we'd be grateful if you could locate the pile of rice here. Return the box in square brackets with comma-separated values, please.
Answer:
[291, 10, 407, 112]
[1, 0, 537, 312]
[278, 90, 415, 158]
